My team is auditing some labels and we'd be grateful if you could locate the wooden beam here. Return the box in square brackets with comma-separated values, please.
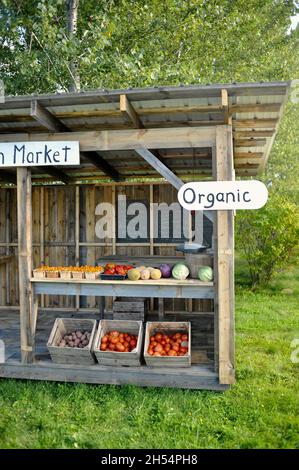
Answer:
[31, 100, 120, 181]
[81, 151, 120, 181]
[17, 168, 34, 363]
[234, 152, 263, 158]
[229, 103, 281, 114]
[221, 89, 229, 124]
[213, 126, 235, 385]
[0, 127, 216, 150]
[233, 119, 278, 129]
[135, 147, 184, 190]
[234, 139, 267, 147]
[120, 94, 143, 128]
[234, 130, 275, 138]
[0, 170, 16, 185]
[30, 100, 69, 132]
[37, 166, 70, 184]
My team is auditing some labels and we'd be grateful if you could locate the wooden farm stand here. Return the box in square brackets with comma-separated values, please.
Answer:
[0, 81, 290, 390]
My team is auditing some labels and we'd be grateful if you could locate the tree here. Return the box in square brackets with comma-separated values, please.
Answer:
[0, 0, 298, 95]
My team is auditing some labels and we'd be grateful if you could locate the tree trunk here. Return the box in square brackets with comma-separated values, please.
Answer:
[67, 0, 80, 92]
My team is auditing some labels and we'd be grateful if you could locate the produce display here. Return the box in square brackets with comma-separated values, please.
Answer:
[33, 262, 213, 283]
[147, 332, 189, 357]
[99, 330, 138, 353]
[198, 266, 213, 282]
[103, 263, 133, 275]
[57, 329, 91, 348]
[171, 263, 190, 280]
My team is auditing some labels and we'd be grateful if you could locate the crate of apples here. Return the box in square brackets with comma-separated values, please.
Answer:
[147, 332, 189, 357]
[100, 330, 138, 353]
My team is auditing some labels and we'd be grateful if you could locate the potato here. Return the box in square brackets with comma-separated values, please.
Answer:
[76, 330, 82, 338]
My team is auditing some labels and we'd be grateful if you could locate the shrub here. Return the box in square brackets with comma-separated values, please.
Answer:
[235, 192, 299, 287]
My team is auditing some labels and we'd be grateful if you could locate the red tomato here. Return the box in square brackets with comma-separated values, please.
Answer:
[111, 337, 118, 344]
[110, 331, 119, 338]
[174, 333, 182, 340]
[168, 350, 177, 356]
[108, 343, 115, 351]
[148, 350, 154, 356]
[101, 335, 108, 343]
[100, 343, 107, 351]
[165, 344, 171, 352]
[130, 339, 137, 348]
[172, 344, 180, 352]
[116, 342, 125, 352]
[150, 336, 155, 343]
[153, 352, 161, 356]
[181, 334, 188, 341]
[154, 344, 163, 353]
[155, 333, 163, 342]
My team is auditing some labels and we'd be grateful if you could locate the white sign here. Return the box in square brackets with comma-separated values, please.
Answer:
[0, 141, 80, 167]
[178, 180, 268, 211]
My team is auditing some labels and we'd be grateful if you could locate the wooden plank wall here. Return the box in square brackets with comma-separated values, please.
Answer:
[0, 184, 213, 315]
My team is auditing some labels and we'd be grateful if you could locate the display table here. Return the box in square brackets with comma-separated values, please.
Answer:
[31, 277, 214, 299]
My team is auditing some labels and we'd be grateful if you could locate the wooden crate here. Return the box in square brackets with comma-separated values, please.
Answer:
[144, 321, 191, 368]
[93, 319, 143, 367]
[47, 318, 97, 365]
[113, 297, 146, 321]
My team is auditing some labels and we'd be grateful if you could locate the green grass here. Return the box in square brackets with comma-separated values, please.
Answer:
[0, 261, 298, 449]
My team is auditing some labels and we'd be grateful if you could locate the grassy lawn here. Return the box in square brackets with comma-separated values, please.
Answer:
[0, 260, 298, 449]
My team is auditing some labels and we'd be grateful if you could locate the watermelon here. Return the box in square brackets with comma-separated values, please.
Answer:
[198, 266, 213, 282]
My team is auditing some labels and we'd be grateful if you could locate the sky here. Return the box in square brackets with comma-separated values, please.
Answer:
[290, 13, 299, 30]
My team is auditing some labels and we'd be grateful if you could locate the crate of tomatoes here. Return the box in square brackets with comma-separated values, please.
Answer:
[144, 322, 191, 367]
[93, 319, 143, 366]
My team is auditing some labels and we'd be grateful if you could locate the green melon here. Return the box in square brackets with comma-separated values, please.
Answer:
[198, 266, 213, 282]
[150, 268, 162, 280]
[127, 268, 141, 281]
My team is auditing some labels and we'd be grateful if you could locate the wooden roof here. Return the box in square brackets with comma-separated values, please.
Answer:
[0, 81, 290, 185]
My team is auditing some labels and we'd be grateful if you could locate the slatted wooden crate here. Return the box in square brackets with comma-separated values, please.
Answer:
[47, 318, 97, 365]
[93, 319, 143, 366]
[144, 321, 191, 368]
[113, 297, 147, 321]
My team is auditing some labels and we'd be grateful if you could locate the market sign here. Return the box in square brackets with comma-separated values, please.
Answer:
[0, 141, 80, 167]
[178, 180, 268, 211]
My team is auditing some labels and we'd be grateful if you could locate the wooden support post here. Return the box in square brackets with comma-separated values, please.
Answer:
[221, 89, 230, 125]
[213, 126, 235, 384]
[17, 168, 34, 363]
[40, 187, 45, 308]
[75, 186, 80, 310]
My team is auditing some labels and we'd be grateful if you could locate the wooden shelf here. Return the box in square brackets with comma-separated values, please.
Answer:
[31, 277, 214, 299]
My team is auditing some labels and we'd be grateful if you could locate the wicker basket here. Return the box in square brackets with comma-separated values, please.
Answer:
[47, 318, 97, 365]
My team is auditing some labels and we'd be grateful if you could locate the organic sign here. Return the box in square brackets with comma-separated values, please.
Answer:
[0, 141, 80, 167]
[178, 180, 268, 211]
